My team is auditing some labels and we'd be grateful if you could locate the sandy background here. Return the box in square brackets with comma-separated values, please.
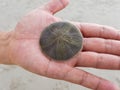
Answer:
[0, 0, 120, 90]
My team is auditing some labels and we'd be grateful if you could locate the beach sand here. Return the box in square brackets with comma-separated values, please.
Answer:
[0, 0, 120, 90]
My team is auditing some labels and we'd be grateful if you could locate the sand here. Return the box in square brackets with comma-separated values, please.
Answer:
[0, 0, 120, 90]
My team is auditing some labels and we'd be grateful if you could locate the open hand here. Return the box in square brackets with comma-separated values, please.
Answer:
[8, 0, 120, 90]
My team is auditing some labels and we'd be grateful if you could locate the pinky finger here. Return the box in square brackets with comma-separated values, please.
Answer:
[63, 68, 119, 90]
[45, 61, 119, 90]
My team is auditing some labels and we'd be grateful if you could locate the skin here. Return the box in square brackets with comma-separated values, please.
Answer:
[0, 0, 120, 90]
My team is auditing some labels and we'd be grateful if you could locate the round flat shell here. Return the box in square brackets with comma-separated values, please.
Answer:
[40, 22, 83, 61]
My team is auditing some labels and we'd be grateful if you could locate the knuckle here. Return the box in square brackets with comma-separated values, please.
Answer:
[95, 79, 101, 90]
[119, 57, 120, 70]
[95, 54, 102, 68]
[79, 72, 88, 85]
[99, 26, 105, 37]
[117, 31, 120, 40]
[104, 39, 112, 53]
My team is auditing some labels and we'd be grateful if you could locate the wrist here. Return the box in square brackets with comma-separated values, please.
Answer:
[0, 31, 13, 64]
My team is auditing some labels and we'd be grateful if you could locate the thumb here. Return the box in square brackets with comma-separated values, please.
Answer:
[41, 0, 69, 14]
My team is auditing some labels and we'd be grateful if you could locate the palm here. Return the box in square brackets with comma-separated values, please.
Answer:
[9, 0, 120, 90]
[10, 7, 66, 69]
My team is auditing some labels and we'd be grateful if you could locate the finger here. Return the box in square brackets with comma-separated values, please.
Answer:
[64, 68, 119, 90]
[75, 23, 120, 40]
[83, 38, 120, 56]
[76, 52, 120, 70]
[45, 61, 119, 90]
[41, 0, 69, 14]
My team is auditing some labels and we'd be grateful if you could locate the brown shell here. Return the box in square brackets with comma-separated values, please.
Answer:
[39, 22, 83, 61]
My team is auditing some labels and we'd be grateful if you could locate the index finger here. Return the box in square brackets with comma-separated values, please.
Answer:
[76, 23, 120, 40]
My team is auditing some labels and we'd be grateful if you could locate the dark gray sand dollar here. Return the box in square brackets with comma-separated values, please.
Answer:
[39, 22, 83, 61]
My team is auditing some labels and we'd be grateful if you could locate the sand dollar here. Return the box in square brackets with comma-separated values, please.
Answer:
[39, 22, 83, 61]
